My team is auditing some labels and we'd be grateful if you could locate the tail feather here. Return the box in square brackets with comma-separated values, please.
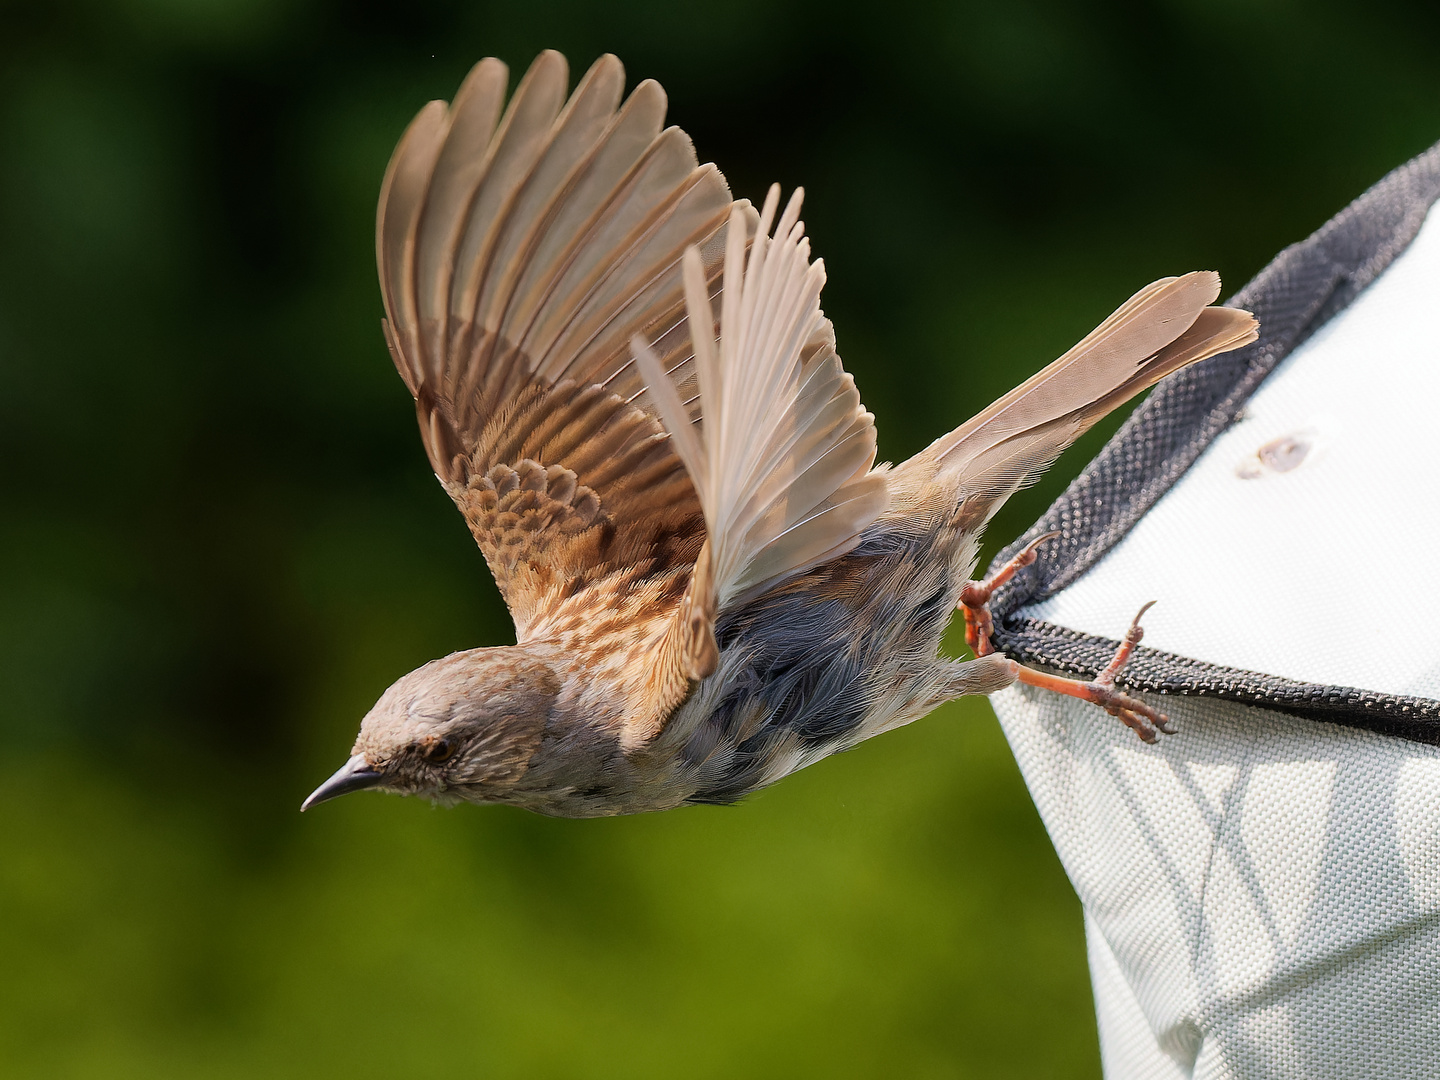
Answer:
[901, 272, 1257, 530]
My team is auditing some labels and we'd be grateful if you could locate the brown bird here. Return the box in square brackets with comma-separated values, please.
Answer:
[302, 51, 1257, 816]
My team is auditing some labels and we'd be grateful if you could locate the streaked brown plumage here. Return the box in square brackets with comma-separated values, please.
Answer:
[302, 51, 1258, 817]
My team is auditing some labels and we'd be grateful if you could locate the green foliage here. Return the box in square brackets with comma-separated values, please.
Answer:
[2, 0, 1439, 1074]
[0, 701, 1090, 1078]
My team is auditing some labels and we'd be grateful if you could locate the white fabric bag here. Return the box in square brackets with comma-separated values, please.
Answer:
[986, 144, 1440, 1079]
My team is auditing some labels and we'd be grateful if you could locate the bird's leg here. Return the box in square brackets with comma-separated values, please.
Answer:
[1009, 603, 1176, 744]
[960, 531, 1058, 656]
[960, 536, 1176, 744]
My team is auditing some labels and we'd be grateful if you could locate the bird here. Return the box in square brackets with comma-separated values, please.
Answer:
[302, 50, 1258, 817]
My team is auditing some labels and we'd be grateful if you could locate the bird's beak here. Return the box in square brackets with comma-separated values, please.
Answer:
[301, 754, 385, 811]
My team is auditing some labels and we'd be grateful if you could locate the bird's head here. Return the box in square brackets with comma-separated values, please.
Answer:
[301, 646, 558, 810]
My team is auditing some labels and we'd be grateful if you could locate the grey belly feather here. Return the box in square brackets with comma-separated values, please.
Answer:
[678, 512, 1011, 805]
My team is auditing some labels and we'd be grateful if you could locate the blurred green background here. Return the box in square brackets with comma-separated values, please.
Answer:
[2, 0, 1439, 1075]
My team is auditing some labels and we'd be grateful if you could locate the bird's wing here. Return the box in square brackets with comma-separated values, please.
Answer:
[633, 185, 889, 627]
[378, 51, 756, 642]
[905, 272, 1258, 530]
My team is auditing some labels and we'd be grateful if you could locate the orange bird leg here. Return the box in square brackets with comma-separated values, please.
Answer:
[961, 538, 1175, 744]
[960, 531, 1059, 656]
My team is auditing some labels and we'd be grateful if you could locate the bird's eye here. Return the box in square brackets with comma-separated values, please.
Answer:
[421, 737, 455, 763]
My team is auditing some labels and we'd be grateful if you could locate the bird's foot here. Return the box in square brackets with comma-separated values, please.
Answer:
[960, 531, 1059, 656]
[1009, 603, 1176, 743]
[960, 537, 1174, 744]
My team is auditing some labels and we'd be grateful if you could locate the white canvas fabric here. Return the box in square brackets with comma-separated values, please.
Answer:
[988, 192, 1440, 1076]
[993, 686, 1440, 1079]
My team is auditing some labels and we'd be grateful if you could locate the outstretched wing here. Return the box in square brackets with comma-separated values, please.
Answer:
[634, 185, 888, 634]
[377, 51, 756, 641]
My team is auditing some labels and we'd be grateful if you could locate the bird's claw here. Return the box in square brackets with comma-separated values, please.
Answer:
[963, 562, 1175, 744]
[1086, 684, 1178, 744]
[1085, 599, 1175, 741]
[961, 530, 1061, 656]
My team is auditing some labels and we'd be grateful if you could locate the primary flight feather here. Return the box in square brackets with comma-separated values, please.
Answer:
[303, 51, 1257, 816]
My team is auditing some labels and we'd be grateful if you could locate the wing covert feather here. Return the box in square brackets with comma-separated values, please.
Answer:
[376, 52, 753, 641]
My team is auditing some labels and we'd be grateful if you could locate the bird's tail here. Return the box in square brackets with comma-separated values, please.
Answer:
[893, 272, 1257, 531]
